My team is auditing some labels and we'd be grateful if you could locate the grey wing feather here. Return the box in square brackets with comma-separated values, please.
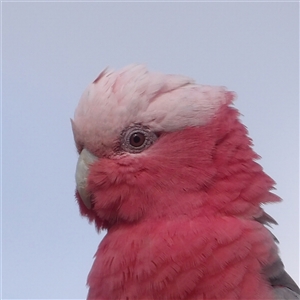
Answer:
[255, 210, 300, 299]
[273, 287, 300, 300]
[270, 267, 300, 294]
[267, 261, 300, 299]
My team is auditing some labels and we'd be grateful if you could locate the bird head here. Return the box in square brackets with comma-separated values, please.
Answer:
[72, 65, 280, 230]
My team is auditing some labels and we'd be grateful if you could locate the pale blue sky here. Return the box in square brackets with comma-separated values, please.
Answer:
[2, 2, 299, 299]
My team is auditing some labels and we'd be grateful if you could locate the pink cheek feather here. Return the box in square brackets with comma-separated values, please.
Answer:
[78, 104, 282, 300]
[83, 105, 279, 229]
[86, 127, 217, 225]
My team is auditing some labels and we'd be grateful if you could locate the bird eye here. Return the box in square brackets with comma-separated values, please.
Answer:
[121, 125, 158, 153]
[130, 132, 146, 147]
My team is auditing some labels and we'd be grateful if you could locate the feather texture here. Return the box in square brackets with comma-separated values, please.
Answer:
[72, 65, 299, 300]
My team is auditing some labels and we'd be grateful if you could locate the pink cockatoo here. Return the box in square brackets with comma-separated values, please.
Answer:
[72, 65, 299, 300]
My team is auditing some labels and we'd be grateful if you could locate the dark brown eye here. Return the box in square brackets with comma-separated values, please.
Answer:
[130, 132, 146, 147]
[121, 125, 158, 153]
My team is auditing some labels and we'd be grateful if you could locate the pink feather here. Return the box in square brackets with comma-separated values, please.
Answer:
[72, 65, 297, 300]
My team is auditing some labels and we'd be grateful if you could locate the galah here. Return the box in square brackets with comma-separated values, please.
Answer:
[72, 65, 300, 300]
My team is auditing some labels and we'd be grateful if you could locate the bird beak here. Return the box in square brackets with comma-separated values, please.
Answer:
[75, 149, 97, 209]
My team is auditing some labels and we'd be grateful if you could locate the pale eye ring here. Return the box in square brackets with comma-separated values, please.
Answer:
[121, 125, 158, 153]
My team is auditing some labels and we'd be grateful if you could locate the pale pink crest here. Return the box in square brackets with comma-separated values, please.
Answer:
[73, 64, 234, 153]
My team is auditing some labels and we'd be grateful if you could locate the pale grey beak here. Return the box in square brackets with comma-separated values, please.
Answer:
[75, 149, 97, 209]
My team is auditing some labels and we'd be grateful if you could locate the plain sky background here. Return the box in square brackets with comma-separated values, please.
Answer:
[2, 1, 299, 299]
